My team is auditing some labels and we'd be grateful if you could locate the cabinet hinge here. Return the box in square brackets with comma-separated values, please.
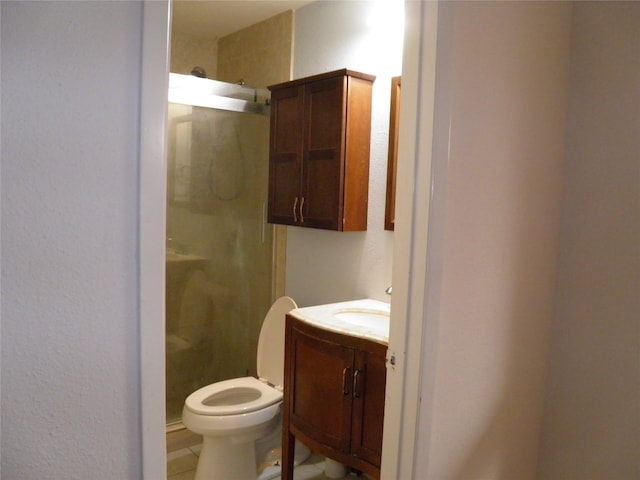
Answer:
[386, 349, 397, 368]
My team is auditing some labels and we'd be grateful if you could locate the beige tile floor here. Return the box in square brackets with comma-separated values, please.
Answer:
[166, 428, 367, 480]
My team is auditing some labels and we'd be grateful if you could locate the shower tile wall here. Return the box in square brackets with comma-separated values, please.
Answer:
[217, 10, 293, 87]
[170, 32, 218, 80]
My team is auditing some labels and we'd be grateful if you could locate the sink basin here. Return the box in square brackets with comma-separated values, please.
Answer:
[333, 308, 390, 332]
[289, 299, 391, 343]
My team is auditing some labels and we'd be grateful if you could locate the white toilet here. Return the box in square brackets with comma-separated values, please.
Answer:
[182, 296, 310, 480]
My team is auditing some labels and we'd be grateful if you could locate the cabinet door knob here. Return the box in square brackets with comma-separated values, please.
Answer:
[293, 197, 298, 223]
[299, 196, 305, 223]
[342, 367, 351, 395]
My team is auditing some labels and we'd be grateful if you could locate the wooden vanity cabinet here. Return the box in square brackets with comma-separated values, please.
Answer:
[281, 316, 386, 479]
[267, 69, 375, 231]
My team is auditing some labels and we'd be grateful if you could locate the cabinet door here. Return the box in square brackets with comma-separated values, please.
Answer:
[350, 349, 387, 467]
[289, 325, 354, 452]
[268, 85, 304, 225]
[301, 76, 346, 230]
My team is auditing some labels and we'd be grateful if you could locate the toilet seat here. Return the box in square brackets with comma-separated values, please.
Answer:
[184, 376, 282, 416]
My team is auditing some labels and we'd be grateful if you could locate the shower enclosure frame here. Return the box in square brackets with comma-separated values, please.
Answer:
[168, 73, 271, 116]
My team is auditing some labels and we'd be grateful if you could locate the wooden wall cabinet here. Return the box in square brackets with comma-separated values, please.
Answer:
[267, 69, 375, 231]
[281, 316, 386, 479]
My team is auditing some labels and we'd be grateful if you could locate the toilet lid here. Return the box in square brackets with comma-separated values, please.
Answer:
[256, 296, 297, 387]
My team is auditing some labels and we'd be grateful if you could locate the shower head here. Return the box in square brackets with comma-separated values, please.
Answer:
[190, 66, 207, 78]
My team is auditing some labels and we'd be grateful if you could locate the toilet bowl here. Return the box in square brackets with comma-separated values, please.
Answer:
[182, 296, 309, 480]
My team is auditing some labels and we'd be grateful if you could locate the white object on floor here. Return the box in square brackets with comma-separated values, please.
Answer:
[324, 457, 349, 479]
[256, 426, 311, 480]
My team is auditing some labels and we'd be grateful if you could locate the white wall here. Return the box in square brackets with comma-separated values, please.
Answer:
[1, 2, 144, 478]
[537, 3, 640, 478]
[285, 0, 403, 306]
[414, 3, 572, 479]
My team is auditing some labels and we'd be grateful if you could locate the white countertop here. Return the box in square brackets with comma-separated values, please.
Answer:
[288, 298, 391, 345]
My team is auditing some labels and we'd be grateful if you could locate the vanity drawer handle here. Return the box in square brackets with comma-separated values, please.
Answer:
[353, 369, 362, 398]
[342, 367, 350, 395]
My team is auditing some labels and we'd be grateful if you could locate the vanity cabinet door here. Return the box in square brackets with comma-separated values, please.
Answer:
[350, 349, 386, 467]
[283, 316, 387, 480]
[288, 322, 354, 452]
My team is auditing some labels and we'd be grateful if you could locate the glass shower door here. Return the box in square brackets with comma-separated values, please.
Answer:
[165, 100, 272, 424]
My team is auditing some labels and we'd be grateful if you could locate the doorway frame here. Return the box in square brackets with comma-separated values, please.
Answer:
[139, 1, 170, 478]
[138, 1, 440, 478]
[380, 1, 441, 478]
